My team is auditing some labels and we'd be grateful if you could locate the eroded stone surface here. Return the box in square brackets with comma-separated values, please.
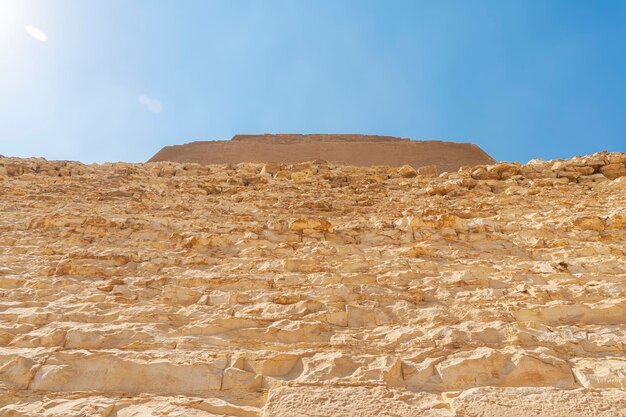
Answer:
[0, 151, 624, 416]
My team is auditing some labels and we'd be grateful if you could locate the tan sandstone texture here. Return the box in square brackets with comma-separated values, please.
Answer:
[0, 150, 625, 416]
[148, 134, 495, 173]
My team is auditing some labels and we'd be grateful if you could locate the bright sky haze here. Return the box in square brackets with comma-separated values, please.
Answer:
[1, 0, 625, 163]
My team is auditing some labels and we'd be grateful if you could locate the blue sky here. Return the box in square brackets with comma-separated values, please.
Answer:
[0, 0, 625, 163]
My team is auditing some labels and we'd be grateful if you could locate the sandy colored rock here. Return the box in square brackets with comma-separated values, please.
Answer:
[448, 387, 626, 417]
[600, 162, 626, 179]
[0, 151, 625, 416]
[417, 164, 438, 177]
[264, 387, 449, 416]
[397, 164, 418, 178]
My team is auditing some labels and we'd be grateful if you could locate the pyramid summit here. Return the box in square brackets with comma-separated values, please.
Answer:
[148, 134, 495, 173]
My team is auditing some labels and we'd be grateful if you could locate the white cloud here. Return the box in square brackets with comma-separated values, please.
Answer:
[25, 25, 48, 42]
[138, 94, 163, 113]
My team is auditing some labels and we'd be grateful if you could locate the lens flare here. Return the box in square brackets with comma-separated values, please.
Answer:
[25, 25, 48, 42]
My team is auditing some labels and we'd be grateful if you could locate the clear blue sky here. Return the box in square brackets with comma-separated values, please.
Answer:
[1, 0, 625, 163]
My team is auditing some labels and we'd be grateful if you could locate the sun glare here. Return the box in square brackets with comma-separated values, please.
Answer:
[0, 1, 23, 26]
[0, 1, 26, 50]
[25, 25, 48, 42]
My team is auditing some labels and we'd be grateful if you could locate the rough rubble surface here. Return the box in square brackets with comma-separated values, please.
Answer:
[0, 151, 625, 416]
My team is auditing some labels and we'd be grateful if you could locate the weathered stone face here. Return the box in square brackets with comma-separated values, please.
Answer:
[148, 134, 496, 173]
[0, 152, 625, 416]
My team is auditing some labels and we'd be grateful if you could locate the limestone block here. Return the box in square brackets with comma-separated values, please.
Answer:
[417, 164, 438, 177]
[30, 351, 226, 395]
[571, 358, 626, 389]
[448, 387, 626, 417]
[263, 386, 450, 417]
[397, 165, 418, 178]
[288, 218, 332, 233]
[600, 163, 626, 179]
